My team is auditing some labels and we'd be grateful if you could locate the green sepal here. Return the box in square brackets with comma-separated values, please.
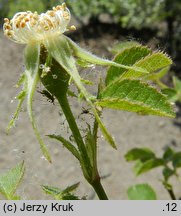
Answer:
[15, 73, 26, 88]
[24, 42, 51, 163]
[66, 36, 148, 74]
[6, 89, 27, 133]
[7, 73, 27, 132]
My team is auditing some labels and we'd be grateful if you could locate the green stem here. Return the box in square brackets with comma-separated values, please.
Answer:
[91, 178, 108, 200]
[57, 94, 92, 178]
[166, 188, 176, 200]
[90, 85, 108, 199]
[57, 94, 108, 199]
[92, 117, 99, 176]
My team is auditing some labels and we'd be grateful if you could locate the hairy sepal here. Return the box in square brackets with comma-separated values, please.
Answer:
[66, 36, 148, 75]
[24, 42, 51, 163]
[6, 75, 27, 133]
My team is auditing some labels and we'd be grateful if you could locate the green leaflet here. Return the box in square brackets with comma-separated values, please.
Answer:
[24, 42, 51, 163]
[125, 148, 155, 162]
[66, 36, 148, 74]
[133, 158, 164, 176]
[0, 162, 25, 200]
[62, 182, 80, 194]
[106, 45, 151, 85]
[119, 52, 172, 80]
[127, 184, 157, 200]
[96, 79, 175, 118]
[44, 35, 117, 149]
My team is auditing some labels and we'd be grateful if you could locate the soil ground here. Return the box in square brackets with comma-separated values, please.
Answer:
[1, 31, 181, 199]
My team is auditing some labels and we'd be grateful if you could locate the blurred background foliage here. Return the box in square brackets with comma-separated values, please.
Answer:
[1, 0, 180, 28]
[0, 0, 181, 66]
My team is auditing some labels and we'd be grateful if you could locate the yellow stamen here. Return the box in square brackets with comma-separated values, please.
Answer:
[4, 30, 13, 37]
[4, 18, 10, 23]
[20, 21, 26, 28]
[47, 11, 55, 17]
[69, 25, 76, 31]
[3, 3, 72, 44]
[24, 17, 30, 22]
[4, 23, 12, 30]
[56, 5, 63, 10]
[62, 3, 67, 10]
[44, 26, 49, 31]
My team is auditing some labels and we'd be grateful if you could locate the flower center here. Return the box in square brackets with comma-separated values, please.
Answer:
[3, 3, 76, 44]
